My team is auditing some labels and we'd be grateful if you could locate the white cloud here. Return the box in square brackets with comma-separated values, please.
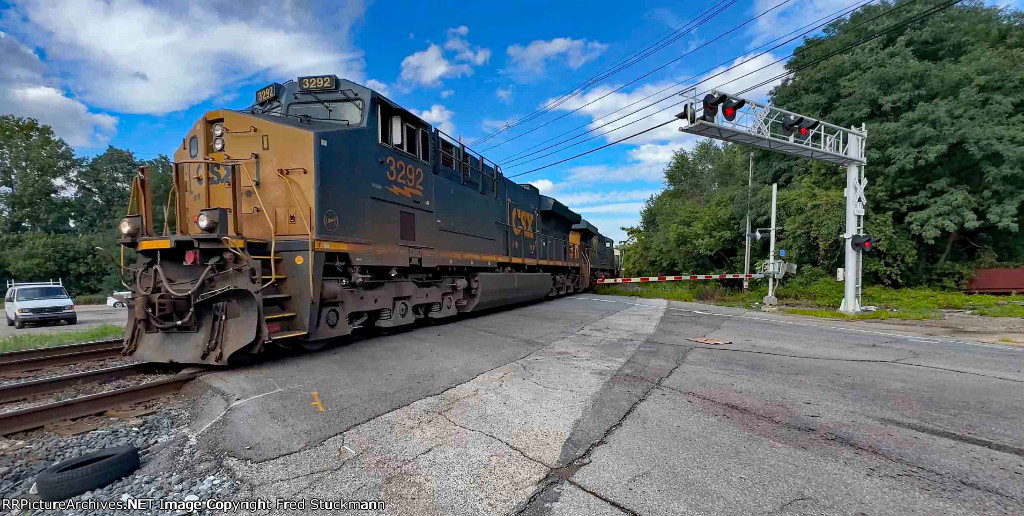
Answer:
[506, 37, 608, 79]
[365, 79, 390, 96]
[693, 52, 788, 102]
[0, 31, 116, 146]
[482, 118, 516, 132]
[537, 50, 786, 152]
[416, 104, 456, 135]
[400, 44, 473, 87]
[440, 89, 454, 98]
[496, 85, 514, 104]
[400, 25, 490, 88]
[4, 0, 366, 115]
[444, 25, 491, 66]
[529, 179, 555, 194]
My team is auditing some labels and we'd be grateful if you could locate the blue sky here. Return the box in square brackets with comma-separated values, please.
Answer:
[1, 0, 1019, 243]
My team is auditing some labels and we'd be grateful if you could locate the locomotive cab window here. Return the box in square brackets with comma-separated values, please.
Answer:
[378, 103, 429, 163]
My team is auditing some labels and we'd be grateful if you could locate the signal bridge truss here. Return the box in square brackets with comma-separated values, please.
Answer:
[675, 89, 868, 313]
[677, 90, 866, 167]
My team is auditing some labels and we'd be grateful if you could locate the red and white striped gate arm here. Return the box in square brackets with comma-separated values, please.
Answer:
[598, 273, 763, 284]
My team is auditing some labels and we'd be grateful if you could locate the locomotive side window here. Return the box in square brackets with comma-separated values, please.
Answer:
[378, 103, 429, 163]
[419, 129, 430, 162]
[440, 139, 457, 169]
[403, 123, 418, 157]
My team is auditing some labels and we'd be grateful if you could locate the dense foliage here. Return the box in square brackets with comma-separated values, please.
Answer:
[0, 114, 172, 296]
[623, 1, 1024, 287]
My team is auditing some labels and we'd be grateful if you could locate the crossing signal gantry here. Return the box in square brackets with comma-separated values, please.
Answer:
[676, 89, 868, 313]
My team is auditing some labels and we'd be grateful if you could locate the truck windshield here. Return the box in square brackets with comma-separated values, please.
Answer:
[17, 287, 70, 301]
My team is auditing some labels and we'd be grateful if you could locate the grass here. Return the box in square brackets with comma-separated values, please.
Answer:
[0, 324, 123, 353]
[599, 268, 1024, 321]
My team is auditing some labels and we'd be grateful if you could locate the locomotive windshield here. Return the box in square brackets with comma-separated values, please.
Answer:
[251, 75, 367, 127]
[285, 98, 363, 126]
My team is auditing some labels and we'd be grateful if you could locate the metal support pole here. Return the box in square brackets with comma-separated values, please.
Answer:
[839, 130, 864, 313]
[743, 151, 753, 290]
[763, 183, 778, 307]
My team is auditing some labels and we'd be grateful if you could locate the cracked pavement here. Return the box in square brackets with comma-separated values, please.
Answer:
[183, 295, 1024, 515]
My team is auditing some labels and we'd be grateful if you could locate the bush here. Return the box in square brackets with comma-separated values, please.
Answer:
[75, 295, 108, 305]
[0, 233, 123, 298]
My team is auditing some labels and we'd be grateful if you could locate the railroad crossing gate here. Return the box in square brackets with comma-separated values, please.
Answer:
[676, 90, 867, 313]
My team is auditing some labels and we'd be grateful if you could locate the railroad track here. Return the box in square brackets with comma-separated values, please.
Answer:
[0, 364, 201, 435]
[0, 339, 124, 374]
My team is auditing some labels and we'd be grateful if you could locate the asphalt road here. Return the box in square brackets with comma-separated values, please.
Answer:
[0, 305, 127, 338]
[186, 294, 1024, 515]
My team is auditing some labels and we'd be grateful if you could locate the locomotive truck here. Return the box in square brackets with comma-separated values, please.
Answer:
[118, 75, 618, 365]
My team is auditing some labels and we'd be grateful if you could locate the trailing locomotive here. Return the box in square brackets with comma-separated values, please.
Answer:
[118, 75, 618, 365]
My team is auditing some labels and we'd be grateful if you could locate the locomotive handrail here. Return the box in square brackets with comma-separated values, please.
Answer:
[232, 162, 278, 290]
[276, 170, 315, 303]
[176, 158, 280, 290]
[163, 181, 177, 236]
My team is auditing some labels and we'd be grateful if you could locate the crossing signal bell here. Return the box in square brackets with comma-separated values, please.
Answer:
[851, 234, 880, 252]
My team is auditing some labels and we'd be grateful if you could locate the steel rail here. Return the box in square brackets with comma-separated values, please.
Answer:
[0, 372, 200, 435]
[0, 339, 124, 374]
[0, 363, 154, 404]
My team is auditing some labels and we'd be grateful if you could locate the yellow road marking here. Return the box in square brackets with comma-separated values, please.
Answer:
[310, 391, 326, 412]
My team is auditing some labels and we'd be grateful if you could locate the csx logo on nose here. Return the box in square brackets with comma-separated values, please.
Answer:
[511, 208, 534, 238]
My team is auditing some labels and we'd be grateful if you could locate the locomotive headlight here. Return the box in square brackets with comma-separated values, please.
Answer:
[119, 216, 141, 238]
[213, 137, 225, 152]
[196, 212, 218, 232]
[212, 123, 225, 137]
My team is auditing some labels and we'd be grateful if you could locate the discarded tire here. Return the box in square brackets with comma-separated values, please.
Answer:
[36, 446, 139, 501]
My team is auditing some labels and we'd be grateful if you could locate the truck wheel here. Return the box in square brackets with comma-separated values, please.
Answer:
[35, 446, 139, 501]
[14, 318, 24, 329]
[67, 316, 78, 325]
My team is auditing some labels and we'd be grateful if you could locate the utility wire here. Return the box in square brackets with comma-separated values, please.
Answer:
[468, 0, 741, 146]
[479, 0, 798, 153]
[500, 0, 885, 167]
[507, 0, 965, 179]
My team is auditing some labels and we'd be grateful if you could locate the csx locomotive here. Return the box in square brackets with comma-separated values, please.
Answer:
[118, 75, 618, 365]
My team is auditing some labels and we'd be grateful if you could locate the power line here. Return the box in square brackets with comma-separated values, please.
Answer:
[508, 0, 965, 179]
[467, 0, 741, 146]
[499, 0, 883, 168]
[478, 0, 798, 153]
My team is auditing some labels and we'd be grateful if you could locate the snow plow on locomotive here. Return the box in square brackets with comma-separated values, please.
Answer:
[117, 75, 619, 365]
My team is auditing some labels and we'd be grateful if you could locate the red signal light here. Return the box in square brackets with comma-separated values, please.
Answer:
[799, 127, 809, 135]
[864, 241, 872, 249]
[724, 107, 736, 118]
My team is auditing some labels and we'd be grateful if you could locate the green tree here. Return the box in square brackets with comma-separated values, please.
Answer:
[769, 0, 1024, 282]
[0, 115, 80, 233]
[141, 155, 175, 234]
[71, 146, 137, 233]
[625, 1, 1024, 287]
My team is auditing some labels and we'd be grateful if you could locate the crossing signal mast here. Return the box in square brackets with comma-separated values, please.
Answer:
[677, 89, 868, 313]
